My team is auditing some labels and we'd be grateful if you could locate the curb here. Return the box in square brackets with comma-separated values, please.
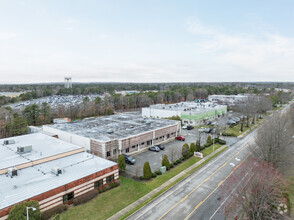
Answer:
[107, 145, 228, 220]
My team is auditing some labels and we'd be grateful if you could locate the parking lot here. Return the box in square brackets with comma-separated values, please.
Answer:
[126, 127, 239, 176]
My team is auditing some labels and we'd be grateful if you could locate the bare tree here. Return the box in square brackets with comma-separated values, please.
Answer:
[167, 145, 180, 163]
[222, 159, 290, 220]
[252, 112, 294, 172]
[134, 165, 141, 179]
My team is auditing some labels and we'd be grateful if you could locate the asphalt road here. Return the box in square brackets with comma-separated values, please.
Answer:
[127, 128, 257, 220]
[127, 103, 292, 220]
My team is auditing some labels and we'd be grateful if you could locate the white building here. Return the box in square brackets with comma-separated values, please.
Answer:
[208, 94, 248, 104]
[142, 102, 227, 126]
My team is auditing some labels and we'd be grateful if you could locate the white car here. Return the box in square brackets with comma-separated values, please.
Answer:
[182, 125, 188, 130]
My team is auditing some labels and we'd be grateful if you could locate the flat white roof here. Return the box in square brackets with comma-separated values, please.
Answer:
[0, 133, 83, 170]
[0, 152, 117, 210]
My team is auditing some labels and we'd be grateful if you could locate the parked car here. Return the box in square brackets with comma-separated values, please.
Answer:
[227, 120, 237, 125]
[204, 128, 212, 133]
[206, 121, 212, 125]
[198, 127, 206, 132]
[155, 144, 165, 150]
[175, 136, 185, 141]
[123, 154, 136, 165]
[182, 125, 188, 130]
[187, 125, 194, 130]
[149, 146, 160, 152]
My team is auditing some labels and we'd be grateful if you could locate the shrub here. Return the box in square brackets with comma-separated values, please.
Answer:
[155, 170, 162, 175]
[176, 159, 181, 164]
[162, 154, 170, 170]
[118, 154, 126, 171]
[98, 187, 107, 193]
[8, 200, 42, 220]
[173, 161, 178, 165]
[200, 145, 205, 151]
[189, 142, 196, 153]
[170, 163, 174, 169]
[42, 204, 67, 220]
[143, 161, 152, 180]
[152, 173, 157, 178]
[218, 139, 226, 145]
[106, 185, 110, 190]
[182, 143, 189, 158]
[188, 152, 194, 157]
[109, 181, 120, 188]
[214, 137, 219, 143]
[139, 176, 144, 180]
[73, 190, 99, 206]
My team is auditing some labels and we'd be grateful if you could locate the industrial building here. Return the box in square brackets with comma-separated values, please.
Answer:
[43, 112, 181, 159]
[0, 133, 118, 219]
[208, 94, 248, 104]
[142, 102, 227, 126]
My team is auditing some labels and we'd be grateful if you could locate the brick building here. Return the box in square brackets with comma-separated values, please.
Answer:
[43, 112, 181, 159]
[0, 133, 118, 219]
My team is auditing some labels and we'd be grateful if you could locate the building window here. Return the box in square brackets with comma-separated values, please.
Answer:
[132, 145, 136, 149]
[147, 140, 152, 145]
[167, 134, 170, 138]
[156, 137, 158, 140]
[94, 179, 103, 189]
[141, 142, 145, 145]
[125, 148, 129, 153]
[106, 174, 114, 183]
[107, 151, 111, 157]
[113, 149, 117, 155]
[63, 192, 74, 203]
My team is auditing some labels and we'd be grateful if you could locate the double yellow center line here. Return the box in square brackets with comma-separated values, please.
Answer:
[159, 138, 254, 220]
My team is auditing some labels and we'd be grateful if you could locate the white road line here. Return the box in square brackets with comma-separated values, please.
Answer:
[235, 157, 240, 161]
[209, 171, 250, 220]
[229, 163, 235, 167]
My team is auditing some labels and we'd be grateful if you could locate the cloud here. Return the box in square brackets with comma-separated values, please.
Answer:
[0, 31, 17, 41]
[186, 17, 294, 79]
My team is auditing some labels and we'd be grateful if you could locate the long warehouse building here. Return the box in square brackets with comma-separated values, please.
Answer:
[43, 112, 181, 159]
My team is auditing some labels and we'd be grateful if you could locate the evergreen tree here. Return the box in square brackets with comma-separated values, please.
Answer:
[143, 161, 152, 180]
[182, 143, 189, 158]
[118, 154, 126, 171]
[161, 154, 170, 170]
[8, 200, 42, 220]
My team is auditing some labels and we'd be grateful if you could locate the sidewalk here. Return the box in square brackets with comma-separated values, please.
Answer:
[108, 145, 228, 220]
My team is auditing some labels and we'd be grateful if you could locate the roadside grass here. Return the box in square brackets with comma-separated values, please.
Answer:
[61, 147, 228, 220]
[289, 176, 294, 216]
[202, 144, 222, 157]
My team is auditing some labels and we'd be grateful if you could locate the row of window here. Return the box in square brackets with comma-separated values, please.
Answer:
[62, 174, 115, 204]
[105, 132, 177, 157]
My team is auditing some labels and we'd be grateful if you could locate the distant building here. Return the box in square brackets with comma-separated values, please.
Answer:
[0, 133, 118, 219]
[43, 112, 181, 159]
[64, 76, 72, 88]
[208, 94, 248, 104]
[142, 102, 227, 126]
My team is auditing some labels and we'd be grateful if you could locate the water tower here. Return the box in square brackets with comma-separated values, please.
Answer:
[64, 76, 72, 88]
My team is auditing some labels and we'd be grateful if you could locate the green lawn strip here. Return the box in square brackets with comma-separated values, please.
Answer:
[289, 176, 294, 216]
[120, 146, 228, 219]
[202, 144, 222, 157]
[61, 147, 228, 220]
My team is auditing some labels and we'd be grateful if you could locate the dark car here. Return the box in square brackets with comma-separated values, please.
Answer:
[175, 136, 185, 141]
[149, 146, 160, 152]
[123, 154, 136, 165]
[187, 125, 194, 130]
[204, 128, 212, 133]
[155, 144, 165, 150]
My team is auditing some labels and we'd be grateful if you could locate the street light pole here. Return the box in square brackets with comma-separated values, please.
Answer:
[26, 207, 36, 220]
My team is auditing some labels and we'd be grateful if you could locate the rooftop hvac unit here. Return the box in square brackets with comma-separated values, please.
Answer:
[3, 139, 15, 145]
[106, 129, 114, 134]
[17, 145, 32, 154]
[51, 167, 62, 176]
[8, 167, 18, 177]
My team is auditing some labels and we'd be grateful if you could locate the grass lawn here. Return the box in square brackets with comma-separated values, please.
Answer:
[289, 176, 294, 217]
[60, 146, 227, 220]
[202, 144, 222, 157]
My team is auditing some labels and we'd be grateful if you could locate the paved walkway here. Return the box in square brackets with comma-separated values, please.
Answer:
[107, 145, 228, 220]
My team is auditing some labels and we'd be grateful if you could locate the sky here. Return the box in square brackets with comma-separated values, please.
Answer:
[0, 0, 294, 84]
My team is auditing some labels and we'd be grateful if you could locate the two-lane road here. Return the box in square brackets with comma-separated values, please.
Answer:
[127, 130, 257, 220]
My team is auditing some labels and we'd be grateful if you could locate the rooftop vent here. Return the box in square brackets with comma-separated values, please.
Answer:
[17, 145, 32, 154]
[3, 139, 15, 146]
[51, 167, 62, 176]
[8, 167, 18, 177]
[106, 129, 114, 134]
[145, 120, 151, 125]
